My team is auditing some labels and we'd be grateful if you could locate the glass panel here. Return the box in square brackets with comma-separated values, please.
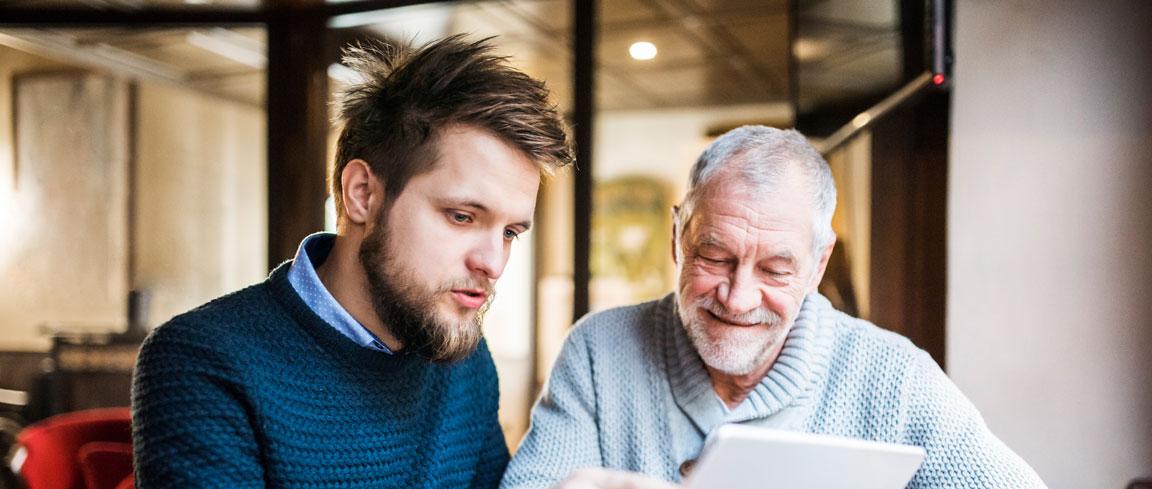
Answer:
[328, 0, 572, 447]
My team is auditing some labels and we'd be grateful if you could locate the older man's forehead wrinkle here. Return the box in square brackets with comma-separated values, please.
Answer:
[689, 204, 812, 267]
[699, 204, 804, 237]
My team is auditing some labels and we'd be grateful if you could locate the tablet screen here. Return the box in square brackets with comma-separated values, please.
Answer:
[685, 424, 925, 489]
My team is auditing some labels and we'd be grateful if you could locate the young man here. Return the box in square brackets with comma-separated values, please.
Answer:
[503, 126, 1045, 489]
[132, 35, 572, 488]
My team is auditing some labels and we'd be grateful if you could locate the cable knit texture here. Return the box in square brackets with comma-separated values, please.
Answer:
[132, 263, 509, 488]
[502, 293, 1046, 489]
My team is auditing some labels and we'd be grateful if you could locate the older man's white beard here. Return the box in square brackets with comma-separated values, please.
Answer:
[677, 294, 786, 376]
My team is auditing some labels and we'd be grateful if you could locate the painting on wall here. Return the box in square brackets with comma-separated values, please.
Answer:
[590, 176, 674, 311]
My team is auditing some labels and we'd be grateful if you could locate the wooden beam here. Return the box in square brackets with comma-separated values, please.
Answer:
[571, 0, 595, 323]
[867, 0, 949, 367]
[265, 10, 328, 270]
[0, 7, 265, 26]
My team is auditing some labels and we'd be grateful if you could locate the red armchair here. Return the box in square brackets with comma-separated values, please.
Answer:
[12, 408, 134, 489]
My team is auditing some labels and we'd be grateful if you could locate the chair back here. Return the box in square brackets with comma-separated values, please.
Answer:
[13, 407, 132, 489]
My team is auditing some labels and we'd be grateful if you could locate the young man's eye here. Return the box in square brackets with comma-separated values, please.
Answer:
[450, 212, 473, 224]
[503, 229, 520, 240]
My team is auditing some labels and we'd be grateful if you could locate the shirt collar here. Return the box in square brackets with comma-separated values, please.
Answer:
[286, 232, 393, 354]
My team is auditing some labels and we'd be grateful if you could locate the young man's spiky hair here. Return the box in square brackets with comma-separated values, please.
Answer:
[331, 34, 574, 220]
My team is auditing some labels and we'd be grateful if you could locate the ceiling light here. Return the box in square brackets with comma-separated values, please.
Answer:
[629, 41, 657, 61]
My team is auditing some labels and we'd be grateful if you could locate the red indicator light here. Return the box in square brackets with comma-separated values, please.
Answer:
[932, 73, 946, 85]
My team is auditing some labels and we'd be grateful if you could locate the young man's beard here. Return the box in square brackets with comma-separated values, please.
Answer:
[358, 215, 492, 363]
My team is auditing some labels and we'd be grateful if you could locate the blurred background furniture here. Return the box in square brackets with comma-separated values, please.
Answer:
[44, 333, 140, 417]
[10, 407, 133, 489]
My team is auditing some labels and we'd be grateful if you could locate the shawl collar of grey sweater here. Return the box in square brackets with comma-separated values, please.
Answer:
[658, 292, 839, 434]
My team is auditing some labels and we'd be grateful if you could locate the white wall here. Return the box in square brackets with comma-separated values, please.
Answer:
[948, 2, 1152, 488]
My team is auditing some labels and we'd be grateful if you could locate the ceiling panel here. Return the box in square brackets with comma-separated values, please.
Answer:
[0, 0, 903, 114]
[685, 0, 787, 14]
[599, 0, 662, 26]
[723, 12, 790, 59]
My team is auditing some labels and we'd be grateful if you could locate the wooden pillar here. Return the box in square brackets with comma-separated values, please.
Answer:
[869, 92, 949, 367]
[868, 0, 951, 367]
[266, 9, 329, 270]
[571, 0, 596, 322]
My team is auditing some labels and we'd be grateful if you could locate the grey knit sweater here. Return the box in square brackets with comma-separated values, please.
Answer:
[502, 293, 1046, 489]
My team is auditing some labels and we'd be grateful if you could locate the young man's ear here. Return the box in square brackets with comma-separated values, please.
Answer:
[341, 159, 379, 226]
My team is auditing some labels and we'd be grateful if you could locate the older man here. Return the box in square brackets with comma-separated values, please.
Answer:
[502, 126, 1045, 489]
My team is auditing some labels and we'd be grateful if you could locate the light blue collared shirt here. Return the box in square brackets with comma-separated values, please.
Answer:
[287, 232, 393, 354]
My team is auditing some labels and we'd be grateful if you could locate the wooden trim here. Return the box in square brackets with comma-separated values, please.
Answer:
[0, 7, 265, 26]
[265, 13, 329, 270]
[866, 0, 950, 367]
[868, 91, 949, 367]
[571, 0, 595, 323]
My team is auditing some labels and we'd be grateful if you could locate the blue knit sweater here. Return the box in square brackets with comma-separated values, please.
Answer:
[503, 293, 1047, 489]
[132, 263, 509, 488]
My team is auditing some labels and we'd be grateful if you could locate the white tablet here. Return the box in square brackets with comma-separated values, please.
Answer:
[684, 424, 925, 489]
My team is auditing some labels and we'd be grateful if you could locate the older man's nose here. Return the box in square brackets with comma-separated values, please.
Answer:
[716, 273, 759, 314]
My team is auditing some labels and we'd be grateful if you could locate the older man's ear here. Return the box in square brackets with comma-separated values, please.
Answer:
[809, 240, 837, 293]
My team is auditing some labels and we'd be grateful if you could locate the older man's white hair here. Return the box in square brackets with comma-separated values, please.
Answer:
[677, 125, 837, 257]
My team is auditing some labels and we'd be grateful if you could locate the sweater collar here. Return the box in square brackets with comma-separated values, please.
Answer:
[266, 262, 426, 373]
[659, 292, 837, 434]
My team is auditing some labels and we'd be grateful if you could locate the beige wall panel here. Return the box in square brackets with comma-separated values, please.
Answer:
[949, 2, 1152, 488]
[133, 82, 266, 329]
[1, 71, 130, 351]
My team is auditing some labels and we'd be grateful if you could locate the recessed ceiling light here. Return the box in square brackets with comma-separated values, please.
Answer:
[629, 41, 657, 61]
[184, 0, 211, 4]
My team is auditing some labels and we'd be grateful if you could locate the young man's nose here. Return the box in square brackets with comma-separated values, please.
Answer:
[465, 232, 509, 280]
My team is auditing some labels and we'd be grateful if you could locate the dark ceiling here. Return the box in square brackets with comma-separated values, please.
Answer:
[0, 0, 902, 116]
